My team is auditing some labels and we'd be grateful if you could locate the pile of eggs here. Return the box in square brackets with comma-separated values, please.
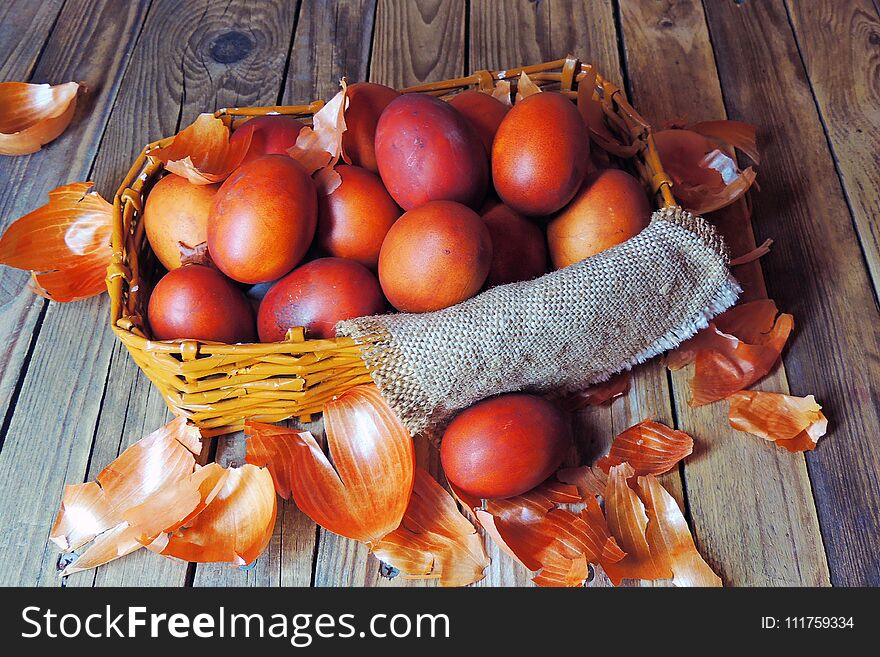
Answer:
[145, 82, 652, 345]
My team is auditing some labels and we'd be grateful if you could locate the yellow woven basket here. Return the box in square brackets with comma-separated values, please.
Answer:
[107, 55, 674, 437]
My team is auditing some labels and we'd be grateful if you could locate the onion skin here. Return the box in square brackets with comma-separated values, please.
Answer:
[492, 92, 589, 216]
[449, 90, 510, 155]
[143, 174, 218, 270]
[378, 200, 492, 312]
[230, 115, 305, 166]
[479, 199, 547, 286]
[257, 257, 386, 341]
[375, 94, 489, 210]
[342, 82, 400, 174]
[547, 169, 651, 269]
[316, 165, 401, 269]
[440, 393, 572, 500]
[208, 155, 317, 284]
[148, 265, 256, 343]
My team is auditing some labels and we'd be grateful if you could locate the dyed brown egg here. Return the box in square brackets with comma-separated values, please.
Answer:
[143, 174, 218, 270]
[479, 199, 547, 286]
[148, 265, 256, 343]
[208, 155, 317, 284]
[341, 82, 400, 174]
[448, 90, 510, 155]
[378, 200, 492, 312]
[440, 393, 572, 499]
[257, 257, 385, 341]
[316, 165, 401, 269]
[230, 115, 305, 166]
[492, 92, 589, 216]
[374, 94, 488, 210]
[547, 169, 651, 269]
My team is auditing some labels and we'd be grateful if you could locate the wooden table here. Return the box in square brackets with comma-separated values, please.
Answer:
[0, 0, 878, 588]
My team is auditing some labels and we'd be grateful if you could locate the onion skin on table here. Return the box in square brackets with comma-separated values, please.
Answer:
[249, 386, 415, 547]
[0, 81, 80, 155]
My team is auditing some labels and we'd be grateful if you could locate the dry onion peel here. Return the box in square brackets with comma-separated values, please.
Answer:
[557, 465, 607, 500]
[637, 474, 722, 586]
[728, 390, 828, 452]
[50, 417, 202, 552]
[151, 113, 251, 185]
[0, 81, 80, 155]
[515, 72, 542, 102]
[282, 385, 415, 547]
[559, 372, 631, 410]
[601, 463, 671, 585]
[473, 482, 624, 587]
[0, 182, 113, 301]
[688, 119, 759, 164]
[486, 79, 512, 106]
[289, 80, 348, 194]
[161, 464, 276, 566]
[244, 420, 299, 499]
[596, 420, 694, 476]
[373, 469, 489, 587]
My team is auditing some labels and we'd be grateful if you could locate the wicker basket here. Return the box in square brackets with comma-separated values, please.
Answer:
[107, 55, 674, 437]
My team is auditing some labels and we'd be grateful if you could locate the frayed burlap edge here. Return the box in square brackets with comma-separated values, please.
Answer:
[337, 206, 740, 437]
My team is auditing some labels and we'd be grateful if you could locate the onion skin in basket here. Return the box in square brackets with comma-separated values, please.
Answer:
[316, 165, 401, 269]
[341, 82, 400, 174]
[257, 257, 386, 341]
[375, 93, 489, 210]
[440, 393, 572, 500]
[230, 115, 305, 166]
[148, 265, 256, 343]
[547, 169, 651, 269]
[449, 90, 510, 156]
[378, 200, 492, 312]
[143, 174, 218, 270]
[492, 91, 589, 216]
[208, 154, 317, 284]
[479, 199, 547, 286]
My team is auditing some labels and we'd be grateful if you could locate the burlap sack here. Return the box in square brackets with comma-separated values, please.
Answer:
[337, 205, 740, 437]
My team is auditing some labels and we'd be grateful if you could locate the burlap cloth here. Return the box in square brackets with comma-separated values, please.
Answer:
[337, 206, 740, 437]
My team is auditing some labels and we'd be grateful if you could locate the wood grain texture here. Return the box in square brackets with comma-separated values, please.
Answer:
[0, 0, 151, 587]
[310, 0, 456, 588]
[617, 0, 829, 586]
[0, 0, 299, 587]
[371, 0, 466, 87]
[785, 0, 880, 293]
[468, 0, 680, 588]
[0, 0, 65, 79]
[701, 0, 880, 586]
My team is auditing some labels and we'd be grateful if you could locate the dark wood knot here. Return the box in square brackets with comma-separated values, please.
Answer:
[209, 31, 253, 64]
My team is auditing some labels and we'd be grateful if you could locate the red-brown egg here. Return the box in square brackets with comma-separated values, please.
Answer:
[257, 257, 385, 341]
[208, 155, 317, 284]
[547, 169, 651, 269]
[479, 199, 547, 286]
[378, 200, 492, 312]
[341, 82, 400, 174]
[148, 265, 256, 343]
[230, 115, 305, 166]
[492, 91, 589, 216]
[143, 174, 218, 270]
[448, 90, 509, 155]
[316, 165, 401, 269]
[374, 93, 488, 210]
[440, 393, 572, 499]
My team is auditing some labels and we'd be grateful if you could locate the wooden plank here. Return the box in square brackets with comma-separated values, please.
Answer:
[0, 0, 151, 587]
[701, 0, 880, 586]
[0, 0, 65, 79]
[785, 0, 880, 293]
[0, 0, 300, 587]
[195, 0, 379, 589]
[82, 0, 300, 588]
[618, 0, 830, 586]
[469, 0, 682, 589]
[312, 0, 466, 587]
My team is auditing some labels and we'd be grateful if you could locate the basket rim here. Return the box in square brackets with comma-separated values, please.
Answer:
[107, 55, 675, 357]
